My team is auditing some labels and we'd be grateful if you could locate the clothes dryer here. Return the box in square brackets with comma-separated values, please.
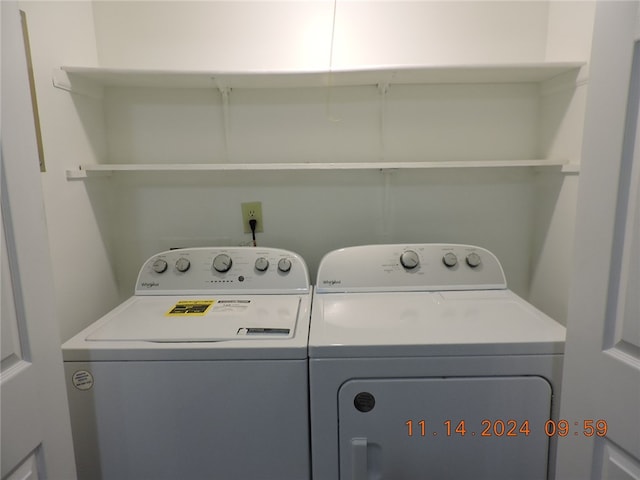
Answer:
[309, 244, 566, 480]
[63, 247, 311, 480]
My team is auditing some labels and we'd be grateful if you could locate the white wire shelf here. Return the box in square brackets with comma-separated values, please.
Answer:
[54, 62, 585, 95]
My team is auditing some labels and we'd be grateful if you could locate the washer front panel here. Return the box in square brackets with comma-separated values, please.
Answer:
[65, 359, 309, 480]
[338, 376, 551, 480]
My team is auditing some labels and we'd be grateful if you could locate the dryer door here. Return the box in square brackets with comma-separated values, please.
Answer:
[338, 376, 552, 480]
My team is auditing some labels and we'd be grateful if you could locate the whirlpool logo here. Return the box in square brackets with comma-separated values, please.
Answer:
[141, 282, 159, 288]
[322, 279, 342, 286]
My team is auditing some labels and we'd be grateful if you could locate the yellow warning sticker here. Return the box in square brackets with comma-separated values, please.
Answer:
[165, 300, 215, 316]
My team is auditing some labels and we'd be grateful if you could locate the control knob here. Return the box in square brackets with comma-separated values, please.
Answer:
[212, 254, 232, 273]
[175, 257, 191, 273]
[151, 258, 168, 274]
[400, 250, 420, 269]
[442, 252, 458, 268]
[466, 252, 482, 268]
[255, 257, 269, 272]
[277, 258, 292, 273]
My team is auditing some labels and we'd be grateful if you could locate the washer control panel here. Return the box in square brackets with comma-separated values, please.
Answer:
[316, 244, 506, 293]
[136, 247, 310, 295]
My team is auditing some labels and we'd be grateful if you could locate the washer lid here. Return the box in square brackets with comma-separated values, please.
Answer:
[86, 295, 300, 342]
[308, 290, 566, 357]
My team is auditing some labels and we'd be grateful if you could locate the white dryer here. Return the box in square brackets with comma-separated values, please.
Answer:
[309, 244, 566, 480]
[63, 247, 311, 480]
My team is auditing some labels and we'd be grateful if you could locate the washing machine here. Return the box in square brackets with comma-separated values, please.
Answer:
[309, 244, 566, 480]
[63, 247, 311, 480]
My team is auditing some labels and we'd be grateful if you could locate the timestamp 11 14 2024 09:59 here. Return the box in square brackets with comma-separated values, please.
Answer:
[404, 419, 608, 438]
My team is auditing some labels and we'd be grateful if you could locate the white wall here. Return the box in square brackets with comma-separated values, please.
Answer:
[545, 1, 596, 63]
[103, 82, 541, 165]
[92, 1, 551, 69]
[93, 1, 335, 71]
[332, 1, 549, 67]
[108, 169, 539, 298]
[18, 1, 120, 340]
[25, 1, 597, 338]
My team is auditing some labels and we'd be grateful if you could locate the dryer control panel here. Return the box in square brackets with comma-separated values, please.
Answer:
[136, 247, 310, 295]
[316, 244, 506, 293]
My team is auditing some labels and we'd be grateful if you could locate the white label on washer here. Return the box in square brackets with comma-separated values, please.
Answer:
[72, 370, 94, 391]
[210, 300, 251, 313]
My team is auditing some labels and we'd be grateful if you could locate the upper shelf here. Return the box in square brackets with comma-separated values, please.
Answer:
[54, 63, 584, 91]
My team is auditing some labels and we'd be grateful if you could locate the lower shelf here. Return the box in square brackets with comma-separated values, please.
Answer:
[66, 160, 578, 179]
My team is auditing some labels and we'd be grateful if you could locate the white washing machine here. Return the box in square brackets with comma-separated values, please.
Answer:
[63, 247, 311, 480]
[309, 244, 566, 480]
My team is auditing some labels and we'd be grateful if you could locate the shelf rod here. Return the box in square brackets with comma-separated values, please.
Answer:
[218, 86, 232, 162]
[378, 82, 389, 162]
[65, 160, 576, 179]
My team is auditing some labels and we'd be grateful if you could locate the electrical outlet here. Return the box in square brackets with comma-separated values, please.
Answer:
[241, 201, 264, 233]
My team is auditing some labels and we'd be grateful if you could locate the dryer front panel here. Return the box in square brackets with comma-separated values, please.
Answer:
[338, 376, 552, 480]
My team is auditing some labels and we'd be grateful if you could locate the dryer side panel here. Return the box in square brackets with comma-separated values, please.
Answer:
[338, 376, 552, 480]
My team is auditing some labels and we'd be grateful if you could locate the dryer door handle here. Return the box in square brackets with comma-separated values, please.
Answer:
[351, 437, 368, 480]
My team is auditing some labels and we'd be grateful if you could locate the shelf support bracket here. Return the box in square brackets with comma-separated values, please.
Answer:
[218, 86, 232, 162]
[377, 83, 389, 162]
[52, 68, 103, 99]
[380, 168, 394, 241]
[65, 166, 112, 180]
